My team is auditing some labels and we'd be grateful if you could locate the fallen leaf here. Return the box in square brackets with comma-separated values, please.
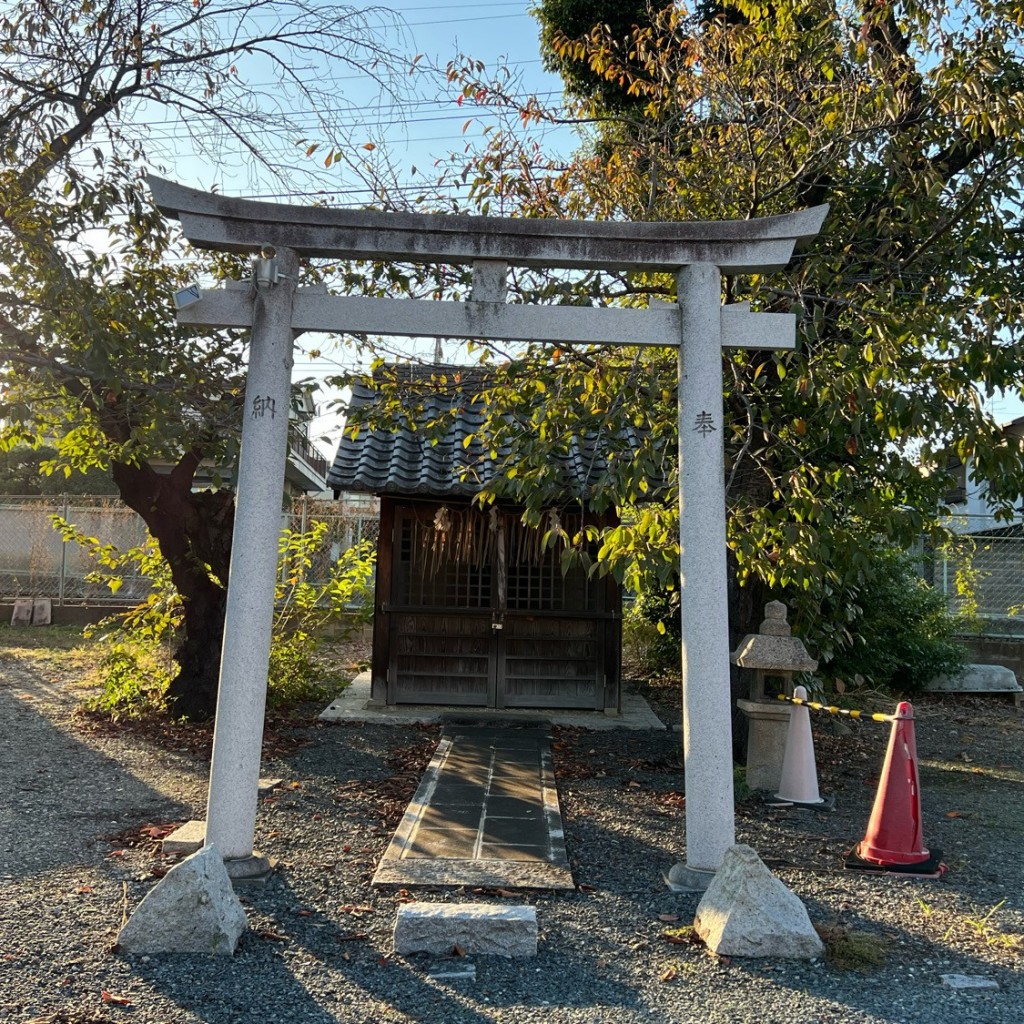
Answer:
[658, 914, 680, 923]
[101, 990, 132, 1005]
[452, 943, 465, 957]
[577, 884, 597, 893]
[659, 966, 678, 983]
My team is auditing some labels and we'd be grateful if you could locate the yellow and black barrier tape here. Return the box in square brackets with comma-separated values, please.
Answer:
[776, 693, 900, 723]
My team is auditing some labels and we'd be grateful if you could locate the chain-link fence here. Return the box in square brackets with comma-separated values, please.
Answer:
[925, 516, 1024, 637]
[0, 494, 379, 605]
[283, 497, 380, 586]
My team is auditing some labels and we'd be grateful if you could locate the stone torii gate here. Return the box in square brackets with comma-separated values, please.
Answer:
[149, 176, 826, 889]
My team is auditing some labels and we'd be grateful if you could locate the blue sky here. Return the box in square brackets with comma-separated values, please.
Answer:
[155, 2, 576, 452]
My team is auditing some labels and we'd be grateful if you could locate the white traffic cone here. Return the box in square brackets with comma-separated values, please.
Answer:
[772, 685, 829, 807]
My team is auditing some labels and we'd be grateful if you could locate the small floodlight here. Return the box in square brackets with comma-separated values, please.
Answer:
[173, 283, 202, 309]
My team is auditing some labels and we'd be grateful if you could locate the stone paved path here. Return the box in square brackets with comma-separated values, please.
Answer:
[372, 726, 573, 889]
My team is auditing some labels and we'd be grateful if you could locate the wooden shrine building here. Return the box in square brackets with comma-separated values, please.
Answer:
[328, 367, 632, 714]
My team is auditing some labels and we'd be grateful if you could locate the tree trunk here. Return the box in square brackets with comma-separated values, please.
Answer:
[111, 456, 235, 720]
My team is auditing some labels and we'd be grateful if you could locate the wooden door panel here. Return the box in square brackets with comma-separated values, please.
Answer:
[501, 616, 601, 709]
[390, 612, 491, 705]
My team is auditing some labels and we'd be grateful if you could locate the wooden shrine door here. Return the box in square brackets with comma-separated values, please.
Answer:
[381, 504, 619, 710]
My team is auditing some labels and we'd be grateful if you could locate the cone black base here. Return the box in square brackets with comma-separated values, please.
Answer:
[844, 846, 945, 878]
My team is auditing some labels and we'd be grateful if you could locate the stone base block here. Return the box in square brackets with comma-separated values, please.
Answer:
[695, 845, 823, 959]
[162, 820, 206, 855]
[117, 845, 247, 955]
[737, 699, 792, 792]
[665, 862, 716, 893]
[223, 853, 273, 884]
[394, 903, 537, 957]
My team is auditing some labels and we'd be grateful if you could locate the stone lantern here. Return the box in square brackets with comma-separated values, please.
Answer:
[733, 601, 818, 792]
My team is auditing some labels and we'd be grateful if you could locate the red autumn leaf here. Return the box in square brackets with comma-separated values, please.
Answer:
[101, 990, 132, 1005]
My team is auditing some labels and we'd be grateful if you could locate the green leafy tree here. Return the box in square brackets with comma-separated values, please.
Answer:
[532, 0, 672, 111]
[0, 0, 402, 718]
[346, 0, 1024, 668]
[0, 446, 117, 494]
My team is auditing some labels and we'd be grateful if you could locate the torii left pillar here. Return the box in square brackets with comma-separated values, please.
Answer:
[205, 247, 299, 878]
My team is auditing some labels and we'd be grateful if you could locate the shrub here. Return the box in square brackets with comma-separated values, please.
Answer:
[821, 550, 968, 693]
[56, 515, 375, 719]
[622, 584, 680, 677]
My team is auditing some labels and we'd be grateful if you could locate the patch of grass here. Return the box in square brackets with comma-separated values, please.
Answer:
[0, 624, 104, 680]
[662, 924, 700, 946]
[955, 901, 1023, 950]
[82, 642, 170, 721]
[815, 923, 889, 972]
[915, 897, 1023, 951]
[733, 765, 752, 803]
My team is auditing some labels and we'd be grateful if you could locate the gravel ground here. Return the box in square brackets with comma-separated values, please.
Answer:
[1, 640, 1022, 1024]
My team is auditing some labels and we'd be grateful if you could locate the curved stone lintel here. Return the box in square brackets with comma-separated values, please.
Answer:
[148, 176, 827, 273]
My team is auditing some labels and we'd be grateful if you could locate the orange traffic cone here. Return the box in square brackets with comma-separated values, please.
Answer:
[770, 685, 831, 808]
[846, 701, 944, 876]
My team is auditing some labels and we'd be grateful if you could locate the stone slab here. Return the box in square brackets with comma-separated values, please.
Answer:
[117, 845, 248, 955]
[427, 962, 477, 982]
[320, 672, 665, 731]
[258, 777, 284, 797]
[162, 819, 206, 855]
[10, 598, 32, 626]
[924, 664, 1022, 694]
[394, 903, 537, 957]
[941, 974, 1000, 991]
[31, 598, 51, 625]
